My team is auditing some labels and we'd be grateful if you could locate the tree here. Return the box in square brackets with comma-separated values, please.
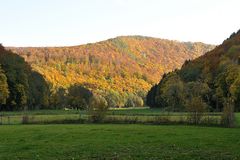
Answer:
[185, 96, 208, 124]
[146, 30, 240, 114]
[184, 82, 211, 107]
[88, 94, 108, 122]
[0, 47, 29, 110]
[50, 87, 67, 109]
[179, 62, 202, 82]
[229, 76, 240, 111]
[14, 84, 27, 110]
[0, 66, 9, 106]
[105, 90, 122, 108]
[146, 85, 158, 108]
[0, 45, 50, 110]
[160, 74, 185, 111]
[125, 94, 144, 108]
[29, 71, 50, 109]
[185, 82, 210, 97]
[67, 84, 93, 110]
[8, 37, 213, 110]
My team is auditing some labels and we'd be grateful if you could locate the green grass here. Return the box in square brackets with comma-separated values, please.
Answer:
[0, 108, 154, 116]
[0, 112, 222, 126]
[1, 109, 239, 126]
[0, 109, 240, 159]
[1, 107, 223, 116]
[235, 113, 240, 127]
[0, 124, 240, 160]
[0, 114, 82, 124]
[108, 107, 166, 115]
[0, 109, 81, 116]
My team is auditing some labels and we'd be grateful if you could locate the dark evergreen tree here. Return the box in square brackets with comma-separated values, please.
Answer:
[146, 85, 158, 108]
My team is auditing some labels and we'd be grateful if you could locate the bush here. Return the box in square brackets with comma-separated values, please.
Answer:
[105, 90, 122, 108]
[125, 94, 144, 108]
[67, 85, 93, 110]
[185, 96, 207, 124]
[88, 95, 108, 123]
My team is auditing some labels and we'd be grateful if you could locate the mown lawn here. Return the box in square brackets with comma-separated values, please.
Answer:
[0, 124, 240, 160]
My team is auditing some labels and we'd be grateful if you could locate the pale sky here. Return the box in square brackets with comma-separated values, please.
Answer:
[0, 0, 239, 47]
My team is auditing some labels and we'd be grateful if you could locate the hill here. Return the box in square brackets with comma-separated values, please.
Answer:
[8, 36, 214, 107]
[0, 45, 49, 110]
[147, 30, 240, 111]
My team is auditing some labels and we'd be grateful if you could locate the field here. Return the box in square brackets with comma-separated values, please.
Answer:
[0, 109, 240, 159]
[0, 108, 232, 126]
[0, 124, 240, 160]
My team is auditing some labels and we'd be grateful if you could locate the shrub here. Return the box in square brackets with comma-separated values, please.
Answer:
[125, 94, 144, 108]
[185, 96, 207, 124]
[88, 95, 108, 123]
[105, 90, 122, 108]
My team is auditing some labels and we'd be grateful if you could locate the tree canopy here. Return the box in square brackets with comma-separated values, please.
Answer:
[147, 30, 240, 111]
[0, 44, 49, 110]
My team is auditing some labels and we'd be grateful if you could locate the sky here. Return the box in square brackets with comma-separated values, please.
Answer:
[0, 0, 239, 47]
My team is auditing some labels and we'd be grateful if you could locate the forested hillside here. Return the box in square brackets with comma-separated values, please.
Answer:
[147, 30, 240, 111]
[9, 36, 214, 108]
[0, 45, 49, 110]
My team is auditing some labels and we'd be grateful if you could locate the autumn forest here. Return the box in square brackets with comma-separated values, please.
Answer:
[0, 36, 214, 110]
[1, 0, 240, 159]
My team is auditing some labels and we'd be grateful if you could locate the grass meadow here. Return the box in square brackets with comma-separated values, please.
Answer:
[0, 108, 240, 159]
[0, 124, 240, 160]
[1, 108, 239, 126]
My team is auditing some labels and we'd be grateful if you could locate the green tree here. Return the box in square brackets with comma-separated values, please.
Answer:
[105, 90, 122, 108]
[88, 94, 108, 122]
[185, 96, 208, 124]
[146, 85, 158, 108]
[0, 45, 49, 110]
[125, 94, 144, 108]
[0, 47, 29, 110]
[184, 82, 211, 108]
[67, 85, 93, 110]
[29, 71, 50, 109]
[0, 66, 9, 106]
[14, 84, 27, 110]
[50, 87, 67, 109]
[160, 74, 184, 111]
[229, 76, 240, 111]
[179, 61, 202, 82]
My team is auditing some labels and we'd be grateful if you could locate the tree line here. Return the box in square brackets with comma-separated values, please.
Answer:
[8, 36, 214, 110]
[0, 44, 145, 111]
[147, 30, 240, 113]
[0, 44, 49, 110]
